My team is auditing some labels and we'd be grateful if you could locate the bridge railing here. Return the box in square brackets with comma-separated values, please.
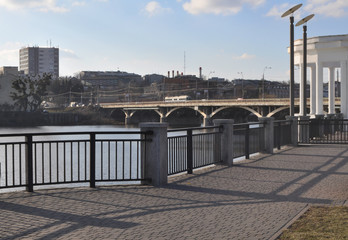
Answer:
[0, 131, 150, 192]
[298, 118, 348, 144]
[167, 126, 223, 175]
[273, 120, 292, 150]
[233, 122, 265, 159]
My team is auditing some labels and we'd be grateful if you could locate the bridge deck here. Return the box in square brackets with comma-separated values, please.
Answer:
[100, 98, 339, 109]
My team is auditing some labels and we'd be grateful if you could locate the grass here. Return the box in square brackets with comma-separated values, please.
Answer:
[279, 206, 348, 240]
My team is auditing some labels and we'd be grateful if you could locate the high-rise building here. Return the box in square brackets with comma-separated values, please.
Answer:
[19, 46, 59, 78]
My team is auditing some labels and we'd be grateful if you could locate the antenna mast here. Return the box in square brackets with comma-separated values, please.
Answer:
[184, 51, 186, 75]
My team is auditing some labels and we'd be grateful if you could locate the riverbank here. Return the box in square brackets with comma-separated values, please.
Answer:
[0, 108, 120, 127]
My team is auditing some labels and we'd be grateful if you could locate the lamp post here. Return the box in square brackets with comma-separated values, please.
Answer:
[238, 72, 244, 98]
[262, 66, 271, 99]
[296, 14, 315, 116]
[207, 71, 214, 100]
[282, 4, 302, 116]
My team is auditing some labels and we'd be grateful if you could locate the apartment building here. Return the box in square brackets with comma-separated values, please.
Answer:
[19, 46, 59, 78]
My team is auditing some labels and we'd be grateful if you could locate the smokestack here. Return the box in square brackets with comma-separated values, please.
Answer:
[172, 70, 174, 78]
[199, 67, 202, 79]
[177, 71, 179, 76]
[168, 71, 170, 78]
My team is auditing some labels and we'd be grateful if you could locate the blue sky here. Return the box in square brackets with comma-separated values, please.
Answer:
[0, 0, 347, 82]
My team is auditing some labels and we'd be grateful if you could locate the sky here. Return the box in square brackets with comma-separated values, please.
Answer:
[0, 0, 347, 82]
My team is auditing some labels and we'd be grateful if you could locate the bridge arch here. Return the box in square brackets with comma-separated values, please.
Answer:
[165, 107, 207, 118]
[210, 106, 262, 118]
[266, 106, 289, 117]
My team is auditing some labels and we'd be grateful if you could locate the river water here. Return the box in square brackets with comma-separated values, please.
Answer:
[0, 125, 146, 192]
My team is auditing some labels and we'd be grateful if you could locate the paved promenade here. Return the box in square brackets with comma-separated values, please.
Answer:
[0, 145, 347, 239]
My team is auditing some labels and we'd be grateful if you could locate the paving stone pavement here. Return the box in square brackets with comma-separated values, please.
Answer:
[0, 145, 347, 240]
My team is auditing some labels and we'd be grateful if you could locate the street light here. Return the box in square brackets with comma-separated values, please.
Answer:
[296, 14, 315, 116]
[207, 71, 214, 100]
[282, 3, 302, 116]
[262, 66, 271, 99]
[238, 72, 244, 98]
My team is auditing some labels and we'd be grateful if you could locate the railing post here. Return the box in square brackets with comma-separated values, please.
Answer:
[298, 116, 310, 143]
[258, 117, 274, 154]
[213, 119, 234, 166]
[245, 124, 250, 159]
[90, 133, 96, 188]
[26, 135, 34, 192]
[286, 116, 298, 146]
[139, 122, 168, 186]
[187, 129, 193, 174]
[276, 122, 281, 150]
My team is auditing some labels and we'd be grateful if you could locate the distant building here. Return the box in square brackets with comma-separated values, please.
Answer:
[19, 46, 59, 78]
[0, 66, 18, 105]
[78, 71, 143, 89]
[144, 74, 165, 84]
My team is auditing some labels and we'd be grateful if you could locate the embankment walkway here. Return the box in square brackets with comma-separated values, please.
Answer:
[0, 145, 347, 239]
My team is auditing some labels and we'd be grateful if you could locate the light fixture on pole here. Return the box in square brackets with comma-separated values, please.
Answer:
[281, 3, 302, 116]
[238, 72, 244, 98]
[296, 14, 315, 116]
[262, 66, 271, 99]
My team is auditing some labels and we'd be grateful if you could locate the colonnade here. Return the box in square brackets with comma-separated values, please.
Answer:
[294, 34, 348, 118]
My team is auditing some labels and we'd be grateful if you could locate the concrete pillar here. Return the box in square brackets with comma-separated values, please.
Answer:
[139, 122, 168, 186]
[310, 65, 317, 115]
[203, 116, 213, 127]
[341, 61, 348, 117]
[328, 67, 335, 114]
[286, 116, 298, 146]
[125, 116, 132, 125]
[213, 119, 234, 166]
[258, 117, 274, 154]
[316, 61, 324, 115]
[160, 116, 167, 123]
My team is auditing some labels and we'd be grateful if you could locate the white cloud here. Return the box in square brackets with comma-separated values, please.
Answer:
[0, 42, 23, 67]
[72, 1, 86, 7]
[60, 48, 79, 59]
[234, 53, 256, 60]
[305, 0, 348, 17]
[268, 0, 348, 19]
[0, 0, 70, 13]
[182, 0, 265, 15]
[144, 1, 171, 16]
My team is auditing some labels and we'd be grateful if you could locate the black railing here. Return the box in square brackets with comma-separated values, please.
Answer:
[233, 122, 264, 159]
[274, 120, 292, 149]
[167, 126, 222, 175]
[299, 118, 348, 144]
[0, 131, 150, 191]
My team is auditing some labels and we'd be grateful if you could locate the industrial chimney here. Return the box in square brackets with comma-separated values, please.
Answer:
[199, 67, 202, 79]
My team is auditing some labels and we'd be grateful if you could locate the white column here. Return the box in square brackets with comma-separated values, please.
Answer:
[316, 61, 324, 115]
[341, 61, 348, 117]
[299, 63, 305, 115]
[310, 65, 316, 115]
[328, 67, 335, 114]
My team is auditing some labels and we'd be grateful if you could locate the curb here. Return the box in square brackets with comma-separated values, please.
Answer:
[269, 204, 310, 240]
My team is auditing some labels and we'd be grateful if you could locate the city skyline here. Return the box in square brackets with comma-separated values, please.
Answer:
[0, 0, 347, 82]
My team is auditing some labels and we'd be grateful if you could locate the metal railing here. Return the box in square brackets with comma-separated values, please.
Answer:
[274, 120, 292, 149]
[299, 118, 348, 144]
[233, 122, 264, 159]
[167, 126, 222, 175]
[0, 131, 150, 191]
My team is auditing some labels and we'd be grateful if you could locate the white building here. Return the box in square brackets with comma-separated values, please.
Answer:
[0, 66, 18, 105]
[293, 34, 348, 117]
[19, 46, 59, 78]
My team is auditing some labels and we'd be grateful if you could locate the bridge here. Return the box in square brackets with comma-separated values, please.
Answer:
[100, 98, 341, 126]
